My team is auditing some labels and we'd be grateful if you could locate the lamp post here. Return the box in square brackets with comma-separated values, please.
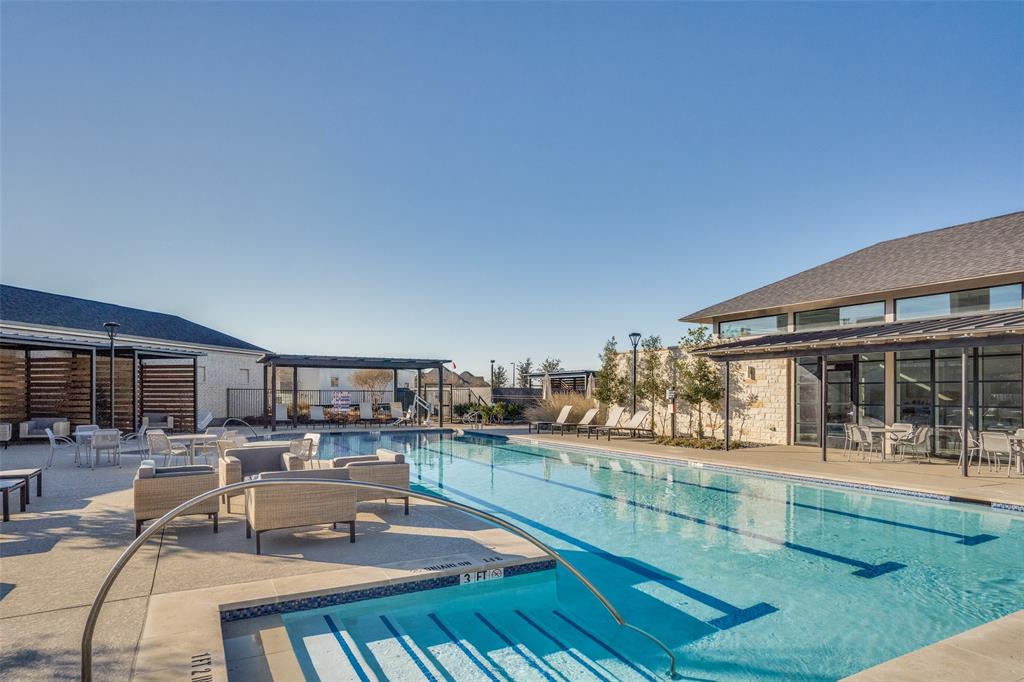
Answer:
[629, 332, 641, 413]
[490, 359, 495, 387]
[103, 322, 120, 428]
[510, 362, 516, 389]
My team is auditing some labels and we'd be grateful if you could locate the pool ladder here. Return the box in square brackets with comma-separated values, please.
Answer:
[81, 479, 679, 680]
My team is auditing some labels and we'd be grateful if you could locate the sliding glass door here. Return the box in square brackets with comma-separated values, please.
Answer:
[794, 353, 885, 447]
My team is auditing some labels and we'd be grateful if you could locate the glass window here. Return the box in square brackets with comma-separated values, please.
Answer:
[794, 352, 885, 445]
[718, 314, 787, 339]
[896, 284, 1022, 320]
[795, 301, 885, 331]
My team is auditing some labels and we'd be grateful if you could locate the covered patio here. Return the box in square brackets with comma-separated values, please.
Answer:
[702, 310, 1024, 477]
[0, 333, 203, 436]
[256, 354, 451, 430]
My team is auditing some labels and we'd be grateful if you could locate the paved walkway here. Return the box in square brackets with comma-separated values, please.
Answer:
[0, 439, 532, 681]
[509, 431, 1024, 506]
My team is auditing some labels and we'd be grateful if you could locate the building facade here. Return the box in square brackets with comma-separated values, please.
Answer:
[682, 212, 1024, 453]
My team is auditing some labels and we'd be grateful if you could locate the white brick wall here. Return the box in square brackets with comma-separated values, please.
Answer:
[195, 350, 264, 419]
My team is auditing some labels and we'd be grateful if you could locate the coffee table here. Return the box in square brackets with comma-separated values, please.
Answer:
[0, 468, 42, 502]
[0, 479, 27, 521]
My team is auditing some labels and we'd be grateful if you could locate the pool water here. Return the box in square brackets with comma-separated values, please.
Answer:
[283, 431, 1024, 681]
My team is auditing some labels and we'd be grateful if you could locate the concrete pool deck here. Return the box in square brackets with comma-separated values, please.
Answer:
[0, 435, 543, 681]
[504, 430, 1024, 507]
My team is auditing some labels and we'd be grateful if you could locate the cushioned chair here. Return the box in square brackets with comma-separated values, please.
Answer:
[219, 443, 292, 512]
[133, 460, 219, 536]
[144, 413, 175, 431]
[244, 467, 358, 554]
[0, 423, 12, 449]
[331, 448, 411, 514]
[19, 418, 70, 441]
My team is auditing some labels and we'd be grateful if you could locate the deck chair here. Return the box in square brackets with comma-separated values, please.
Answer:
[308, 406, 326, 429]
[389, 402, 412, 426]
[581, 406, 626, 438]
[529, 406, 572, 434]
[359, 403, 380, 425]
[592, 409, 652, 440]
[551, 407, 599, 435]
[197, 411, 213, 432]
[274, 404, 288, 423]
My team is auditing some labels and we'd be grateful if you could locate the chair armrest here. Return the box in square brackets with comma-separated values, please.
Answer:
[19, 422, 31, 438]
[167, 416, 175, 429]
[220, 456, 242, 487]
[54, 421, 71, 437]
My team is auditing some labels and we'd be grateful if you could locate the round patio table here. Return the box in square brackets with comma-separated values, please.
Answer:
[166, 434, 218, 464]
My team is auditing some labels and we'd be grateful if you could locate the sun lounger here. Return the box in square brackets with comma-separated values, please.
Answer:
[551, 407, 599, 435]
[581, 406, 626, 438]
[529, 406, 572, 434]
[592, 409, 653, 440]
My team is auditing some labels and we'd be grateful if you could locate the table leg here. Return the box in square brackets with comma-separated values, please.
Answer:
[21, 479, 29, 506]
[37, 471, 42, 497]
[2, 490, 8, 522]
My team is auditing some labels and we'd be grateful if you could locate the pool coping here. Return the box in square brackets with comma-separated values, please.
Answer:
[132, 532, 552, 681]
[488, 432, 1024, 514]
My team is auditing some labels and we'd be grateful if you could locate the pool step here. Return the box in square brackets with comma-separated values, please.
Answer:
[300, 608, 658, 681]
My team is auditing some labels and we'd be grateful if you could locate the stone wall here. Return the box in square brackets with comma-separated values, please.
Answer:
[615, 349, 790, 445]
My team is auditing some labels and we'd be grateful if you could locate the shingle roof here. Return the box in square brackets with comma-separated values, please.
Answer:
[0, 285, 266, 352]
[681, 211, 1024, 323]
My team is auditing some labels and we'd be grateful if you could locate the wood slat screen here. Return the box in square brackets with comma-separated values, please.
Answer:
[95, 355, 135, 430]
[0, 349, 28, 425]
[140, 361, 195, 432]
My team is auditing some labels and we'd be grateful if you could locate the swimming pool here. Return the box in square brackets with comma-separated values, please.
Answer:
[284, 430, 1024, 680]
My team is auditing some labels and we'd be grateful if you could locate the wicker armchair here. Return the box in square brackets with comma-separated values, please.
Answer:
[133, 460, 219, 536]
[244, 467, 358, 554]
[332, 448, 411, 514]
[218, 442, 293, 512]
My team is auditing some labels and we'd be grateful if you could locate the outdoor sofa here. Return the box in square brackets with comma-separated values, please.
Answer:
[143, 412, 175, 431]
[330, 448, 411, 514]
[19, 418, 70, 441]
[133, 460, 219, 536]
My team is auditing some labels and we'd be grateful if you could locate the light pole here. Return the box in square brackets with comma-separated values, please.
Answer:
[490, 359, 495, 387]
[629, 332, 641, 413]
[103, 322, 120, 428]
[510, 362, 516, 389]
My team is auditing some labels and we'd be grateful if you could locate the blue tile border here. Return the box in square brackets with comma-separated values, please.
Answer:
[219, 558, 556, 622]
[472, 432, 1024, 514]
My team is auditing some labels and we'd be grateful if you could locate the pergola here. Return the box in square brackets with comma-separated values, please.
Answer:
[0, 333, 204, 433]
[256, 354, 451, 430]
[696, 310, 1024, 477]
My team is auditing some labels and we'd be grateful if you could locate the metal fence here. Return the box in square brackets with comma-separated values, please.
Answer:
[226, 386, 489, 422]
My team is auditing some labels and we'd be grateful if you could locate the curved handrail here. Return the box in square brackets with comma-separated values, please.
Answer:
[221, 417, 263, 440]
[81, 479, 678, 680]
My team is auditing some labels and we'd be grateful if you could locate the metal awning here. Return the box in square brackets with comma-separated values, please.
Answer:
[694, 310, 1024, 361]
[0, 332, 205, 358]
[256, 354, 449, 370]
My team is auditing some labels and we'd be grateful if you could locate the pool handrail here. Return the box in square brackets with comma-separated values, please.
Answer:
[221, 417, 264, 440]
[81, 478, 678, 680]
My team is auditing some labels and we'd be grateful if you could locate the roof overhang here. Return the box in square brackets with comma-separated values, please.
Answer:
[693, 310, 1024, 361]
[0, 332, 205, 358]
[257, 354, 449, 370]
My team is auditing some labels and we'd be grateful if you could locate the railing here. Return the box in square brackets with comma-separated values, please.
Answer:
[81, 479, 678, 680]
[221, 417, 263, 440]
[226, 387, 490, 422]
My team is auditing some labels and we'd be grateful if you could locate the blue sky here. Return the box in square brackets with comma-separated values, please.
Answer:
[2, 2, 1021, 376]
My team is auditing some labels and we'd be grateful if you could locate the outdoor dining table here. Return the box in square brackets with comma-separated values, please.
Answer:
[0, 479, 28, 521]
[0, 468, 42, 503]
[166, 433, 218, 464]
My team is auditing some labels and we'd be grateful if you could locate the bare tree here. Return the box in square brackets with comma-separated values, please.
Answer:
[351, 369, 393, 406]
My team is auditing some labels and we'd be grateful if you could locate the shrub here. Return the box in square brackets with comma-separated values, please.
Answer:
[654, 436, 750, 450]
[524, 393, 598, 423]
[453, 403, 476, 417]
[501, 402, 524, 422]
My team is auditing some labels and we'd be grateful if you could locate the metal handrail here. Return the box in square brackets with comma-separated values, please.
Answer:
[81, 479, 678, 680]
[221, 417, 263, 440]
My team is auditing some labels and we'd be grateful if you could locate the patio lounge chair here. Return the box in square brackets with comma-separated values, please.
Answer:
[273, 404, 288, 424]
[980, 431, 1014, 475]
[358, 403, 382, 426]
[197, 412, 213, 431]
[218, 442, 293, 512]
[120, 417, 150, 454]
[89, 429, 122, 468]
[20, 417, 70, 441]
[529, 406, 572, 434]
[308, 406, 327, 429]
[147, 432, 190, 467]
[144, 412, 174, 431]
[389, 402, 413, 426]
[592, 409, 653, 440]
[580, 406, 626, 439]
[244, 467, 358, 554]
[133, 459, 219, 536]
[551, 407, 599, 435]
[0, 422, 10, 449]
[332, 448, 411, 514]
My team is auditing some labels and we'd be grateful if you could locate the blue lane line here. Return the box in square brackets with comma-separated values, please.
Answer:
[427, 613, 503, 682]
[483, 440, 997, 546]
[476, 612, 559, 682]
[550, 610, 660, 682]
[418, 474, 776, 630]
[515, 610, 613, 682]
[379, 614, 439, 682]
[426, 444, 905, 579]
[323, 615, 371, 682]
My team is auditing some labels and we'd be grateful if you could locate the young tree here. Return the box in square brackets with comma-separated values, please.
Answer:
[636, 335, 668, 428]
[678, 327, 723, 438]
[539, 357, 562, 374]
[516, 358, 534, 390]
[351, 368, 393, 406]
[492, 365, 509, 388]
[593, 338, 629, 406]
